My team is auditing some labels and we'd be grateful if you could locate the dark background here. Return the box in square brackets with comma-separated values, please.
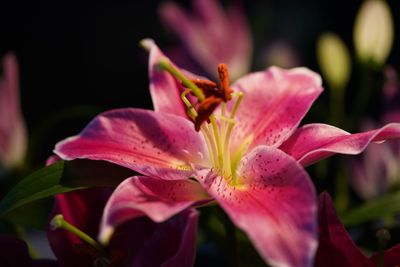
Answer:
[0, 0, 399, 165]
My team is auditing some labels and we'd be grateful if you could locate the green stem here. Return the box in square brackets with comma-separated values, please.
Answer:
[214, 207, 240, 267]
[51, 214, 103, 252]
[330, 85, 345, 128]
[334, 166, 349, 214]
[15, 226, 38, 258]
[376, 229, 390, 267]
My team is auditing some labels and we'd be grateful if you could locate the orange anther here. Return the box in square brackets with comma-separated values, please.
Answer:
[185, 64, 234, 130]
[194, 96, 222, 131]
[217, 63, 233, 101]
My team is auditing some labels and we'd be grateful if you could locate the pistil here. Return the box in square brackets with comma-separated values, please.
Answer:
[157, 58, 205, 101]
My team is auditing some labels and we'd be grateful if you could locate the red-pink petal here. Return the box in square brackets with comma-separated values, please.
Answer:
[314, 192, 370, 267]
[198, 146, 317, 267]
[231, 67, 323, 151]
[280, 123, 400, 166]
[142, 39, 188, 118]
[99, 175, 208, 244]
[55, 108, 208, 180]
[132, 209, 199, 267]
[370, 244, 400, 267]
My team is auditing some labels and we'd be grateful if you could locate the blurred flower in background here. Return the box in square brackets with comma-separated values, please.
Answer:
[260, 40, 300, 69]
[350, 136, 400, 200]
[317, 33, 351, 91]
[353, 0, 394, 66]
[159, 0, 252, 80]
[0, 53, 27, 174]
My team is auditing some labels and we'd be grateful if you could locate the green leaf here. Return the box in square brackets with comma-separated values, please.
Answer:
[341, 192, 400, 227]
[0, 159, 135, 217]
[0, 161, 75, 216]
[3, 198, 54, 229]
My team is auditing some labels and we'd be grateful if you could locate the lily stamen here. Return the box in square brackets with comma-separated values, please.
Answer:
[180, 88, 197, 120]
[157, 59, 245, 181]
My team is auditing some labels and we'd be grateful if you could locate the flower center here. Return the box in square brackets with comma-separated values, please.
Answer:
[158, 59, 244, 184]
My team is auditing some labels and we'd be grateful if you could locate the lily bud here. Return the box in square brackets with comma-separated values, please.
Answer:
[353, 0, 394, 66]
[317, 32, 351, 90]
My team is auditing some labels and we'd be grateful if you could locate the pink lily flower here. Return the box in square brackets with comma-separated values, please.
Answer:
[53, 39, 400, 267]
[48, 188, 198, 267]
[0, 53, 27, 170]
[315, 192, 400, 267]
[159, 0, 252, 80]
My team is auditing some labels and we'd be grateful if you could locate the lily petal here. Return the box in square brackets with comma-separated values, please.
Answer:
[0, 53, 27, 169]
[99, 175, 208, 244]
[231, 67, 323, 151]
[279, 123, 400, 167]
[370, 244, 400, 267]
[198, 146, 317, 267]
[55, 108, 208, 180]
[141, 39, 187, 117]
[314, 192, 370, 267]
[132, 209, 199, 267]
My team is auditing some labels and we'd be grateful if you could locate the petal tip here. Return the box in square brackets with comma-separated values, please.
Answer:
[53, 135, 80, 160]
[98, 226, 114, 245]
[139, 38, 156, 52]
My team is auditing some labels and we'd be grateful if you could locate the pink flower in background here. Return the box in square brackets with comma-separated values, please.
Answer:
[53, 39, 400, 267]
[0, 53, 27, 170]
[351, 139, 399, 200]
[261, 40, 300, 69]
[383, 67, 400, 124]
[48, 188, 198, 267]
[159, 0, 252, 80]
[315, 192, 400, 267]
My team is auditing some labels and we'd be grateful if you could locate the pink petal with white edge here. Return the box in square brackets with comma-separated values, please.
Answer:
[99, 175, 209, 244]
[231, 67, 323, 152]
[198, 146, 317, 267]
[55, 108, 208, 180]
[279, 123, 400, 167]
[0, 53, 27, 169]
[141, 39, 187, 118]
